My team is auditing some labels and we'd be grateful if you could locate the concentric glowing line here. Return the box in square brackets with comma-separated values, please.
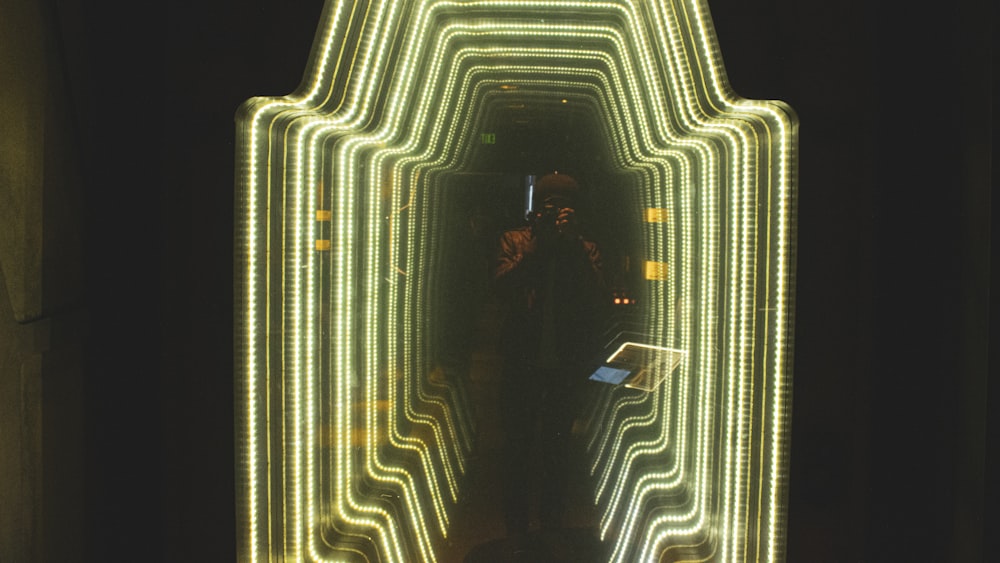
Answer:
[237, 1, 797, 561]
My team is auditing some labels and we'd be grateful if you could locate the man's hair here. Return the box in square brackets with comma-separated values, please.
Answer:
[533, 173, 579, 207]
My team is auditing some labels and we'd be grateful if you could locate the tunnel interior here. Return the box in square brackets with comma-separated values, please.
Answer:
[235, 2, 797, 562]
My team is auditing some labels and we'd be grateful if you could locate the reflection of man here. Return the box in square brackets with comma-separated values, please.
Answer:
[493, 173, 606, 547]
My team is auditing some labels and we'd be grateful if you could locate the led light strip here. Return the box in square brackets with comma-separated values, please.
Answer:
[236, 1, 797, 561]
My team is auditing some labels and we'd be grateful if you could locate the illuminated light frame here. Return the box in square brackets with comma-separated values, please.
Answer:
[235, 1, 797, 562]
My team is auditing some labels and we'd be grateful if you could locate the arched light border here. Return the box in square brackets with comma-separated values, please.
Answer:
[235, 1, 798, 561]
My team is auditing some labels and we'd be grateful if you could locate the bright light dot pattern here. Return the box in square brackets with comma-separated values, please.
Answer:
[235, 1, 798, 561]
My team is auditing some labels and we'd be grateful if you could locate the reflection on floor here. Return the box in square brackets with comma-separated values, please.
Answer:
[437, 305, 607, 563]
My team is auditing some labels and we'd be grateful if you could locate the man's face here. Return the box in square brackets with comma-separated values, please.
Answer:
[535, 195, 575, 238]
[540, 194, 571, 213]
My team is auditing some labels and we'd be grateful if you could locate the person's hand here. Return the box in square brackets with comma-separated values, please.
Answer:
[555, 207, 580, 238]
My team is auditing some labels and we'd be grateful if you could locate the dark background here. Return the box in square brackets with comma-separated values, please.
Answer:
[41, 0, 993, 560]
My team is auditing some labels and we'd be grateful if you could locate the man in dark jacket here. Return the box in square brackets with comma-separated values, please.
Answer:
[493, 172, 606, 544]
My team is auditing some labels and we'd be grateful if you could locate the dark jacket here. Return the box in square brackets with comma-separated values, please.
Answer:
[493, 225, 606, 365]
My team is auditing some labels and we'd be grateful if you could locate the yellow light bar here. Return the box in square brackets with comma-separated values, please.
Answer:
[644, 260, 670, 281]
[645, 207, 669, 223]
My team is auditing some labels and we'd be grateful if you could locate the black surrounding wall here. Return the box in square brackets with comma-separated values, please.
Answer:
[716, 1, 993, 560]
[25, 0, 992, 561]
[76, 2, 327, 561]
[712, 1, 993, 561]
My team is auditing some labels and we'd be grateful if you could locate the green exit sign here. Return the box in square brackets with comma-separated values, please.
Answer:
[480, 133, 496, 144]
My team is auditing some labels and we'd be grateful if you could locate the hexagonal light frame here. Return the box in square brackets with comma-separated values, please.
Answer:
[235, 1, 797, 561]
